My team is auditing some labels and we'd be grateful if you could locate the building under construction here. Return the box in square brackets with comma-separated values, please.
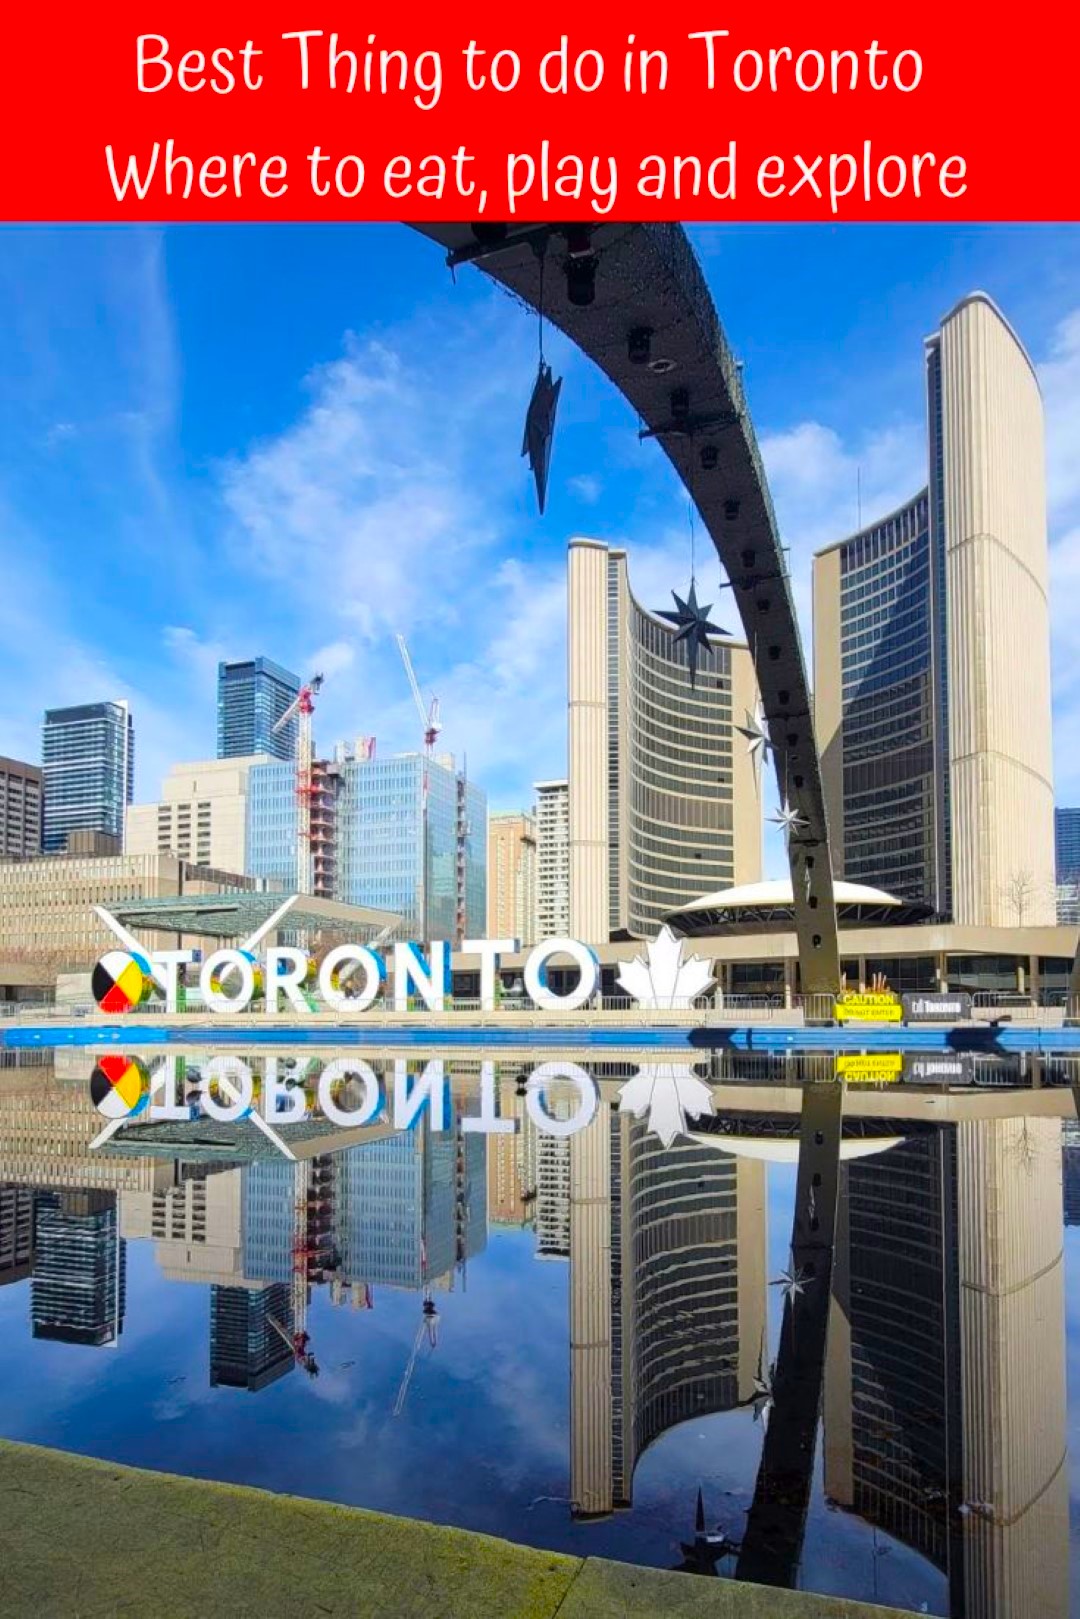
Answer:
[246, 747, 486, 942]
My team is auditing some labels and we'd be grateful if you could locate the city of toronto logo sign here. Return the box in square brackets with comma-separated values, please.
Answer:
[90, 904, 716, 1018]
[85, 905, 721, 1154]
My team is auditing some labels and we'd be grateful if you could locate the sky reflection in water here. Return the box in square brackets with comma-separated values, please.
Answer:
[0, 1046, 1078, 1617]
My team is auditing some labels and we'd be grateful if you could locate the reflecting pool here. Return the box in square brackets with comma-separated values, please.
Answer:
[1, 1047, 1078, 1616]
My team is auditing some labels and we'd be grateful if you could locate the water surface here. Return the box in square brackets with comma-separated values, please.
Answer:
[1, 1047, 1077, 1616]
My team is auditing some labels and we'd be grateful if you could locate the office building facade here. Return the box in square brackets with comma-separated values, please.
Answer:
[814, 294, 1055, 926]
[126, 755, 269, 873]
[1055, 808, 1080, 883]
[0, 850, 267, 967]
[813, 491, 945, 907]
[487, 811, 537, 944]
[0, 756, 42, 859]
[31, 1189, 126, 1348]
[0, 1184, 33, 1286]
[568, 539, 761, 942]
[334, 1115, 486, 1292]
[210, 1283, 295, 1392]
[41, 700, 133, 854]
[826, 1114, 1068, 1619]
[216, 657, 300, 763]
[247, 750, 486, 938]
[1054, 809, 1080, 922]
[534, 780, 570, 938]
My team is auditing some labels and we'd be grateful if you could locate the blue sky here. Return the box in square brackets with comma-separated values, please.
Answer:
[1, 224, 1078, 871]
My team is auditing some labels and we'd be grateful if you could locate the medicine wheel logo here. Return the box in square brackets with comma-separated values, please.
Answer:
[92, 949, 151, 1013]
[90, 1055, 149, 1119]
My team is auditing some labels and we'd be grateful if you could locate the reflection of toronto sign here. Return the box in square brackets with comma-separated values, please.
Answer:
[89, 1054, 717, 1158]
[90, 906, 715, 1016]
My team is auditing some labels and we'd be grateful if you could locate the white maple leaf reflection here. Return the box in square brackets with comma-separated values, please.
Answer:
[616, 926, 715, 1009]
[617, 1062, 716, 1147]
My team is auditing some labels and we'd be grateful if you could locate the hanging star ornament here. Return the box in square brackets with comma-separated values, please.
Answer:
[657, 581, 728, 687]
[767, 798, 808, 839]
[750, 1371, 775, 1430]
[736, 702, 773, 767]
[522, 359, 562, 515]
[770, 1254, 813, 1305]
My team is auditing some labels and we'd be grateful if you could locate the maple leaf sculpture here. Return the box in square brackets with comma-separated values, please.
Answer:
[617, 1062, 716, 1147]
[616, 925, 715, 1009]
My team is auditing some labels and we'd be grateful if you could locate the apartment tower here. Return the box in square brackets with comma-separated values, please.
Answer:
[216, 657, 301, 764]
[486, 811, 538, 944]
[41, 700, 133, 854]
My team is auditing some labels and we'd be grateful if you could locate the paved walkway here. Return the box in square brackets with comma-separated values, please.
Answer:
[0, 1439, 911, 1617]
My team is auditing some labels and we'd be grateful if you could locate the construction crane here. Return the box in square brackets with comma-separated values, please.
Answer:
[268, 1162, 324, 1378]
[272, 671, 325, 896]
[396, 635, 440, 943]
[396, 635, 441, 755]
[393, 1294, 439, 1417]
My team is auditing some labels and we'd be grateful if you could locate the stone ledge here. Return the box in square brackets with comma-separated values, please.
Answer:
[0, 1439, 911, 1618]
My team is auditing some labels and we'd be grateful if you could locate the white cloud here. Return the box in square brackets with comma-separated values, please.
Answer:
[308, 640, 356, 679]
[567, 473, 602, 504]
[212, 311, 575, 804]
[1041, 309, 1080, 519]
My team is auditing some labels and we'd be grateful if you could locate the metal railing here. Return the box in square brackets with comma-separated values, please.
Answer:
[3, 990, 1078, 1027]
[969, 992, 1044, 1023]
[0, 1000, 60, 1019]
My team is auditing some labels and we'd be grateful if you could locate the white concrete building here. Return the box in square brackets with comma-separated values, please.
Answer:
[126, 755, 270, 874]
[814, 293, 1055, 928]
[568, 538, 761, 943]
[535, 780, 570, 938]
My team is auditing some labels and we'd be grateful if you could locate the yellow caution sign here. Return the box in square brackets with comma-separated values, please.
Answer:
[836, 1053, 903, 1084]
[834, 992, 902, 1024]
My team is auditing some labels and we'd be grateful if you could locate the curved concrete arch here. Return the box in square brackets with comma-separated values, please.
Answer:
[412, 224, 840, 998]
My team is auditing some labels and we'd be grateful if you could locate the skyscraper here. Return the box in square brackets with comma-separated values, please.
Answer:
[1054, 809, 1080, 924]
[247, 749, 487, 936]
[333, 1111, 486, 1291]
[534, 780, 570, 938]
[216, 657, 300, 763]
[813, 294, 1055, 925]
[826, 1115, 1068, 1619]
[1054, 808, 1080, 883]
[487, 812, 537, 943]
[209, 1283, 295, 1392]
[31, 1189, 126, 1347]
[0, 756, 42, 858]
[567, 539, 761, 942]
[41, 700, 133, 853]
[813, 493, 944, 906]
[0, 1184, 33, 1286]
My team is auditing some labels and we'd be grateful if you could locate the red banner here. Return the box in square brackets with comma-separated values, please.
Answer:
[2, 2, 1077, 221]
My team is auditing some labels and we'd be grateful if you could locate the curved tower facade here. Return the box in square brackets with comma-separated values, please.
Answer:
[814, 293, 1054, 926]
[569, 1106, 766, 1517]
[568, 539, 761, 943]
[814, 491, 945, 909]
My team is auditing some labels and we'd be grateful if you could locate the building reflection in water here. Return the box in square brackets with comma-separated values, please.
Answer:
[569, 1108, 765, 1517]
[32, 1189, 126, 1348]
[0, 1052, 1073, 1613]
[826, 1116, 1069, 1618]
[210, 1284, 295, 1393]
